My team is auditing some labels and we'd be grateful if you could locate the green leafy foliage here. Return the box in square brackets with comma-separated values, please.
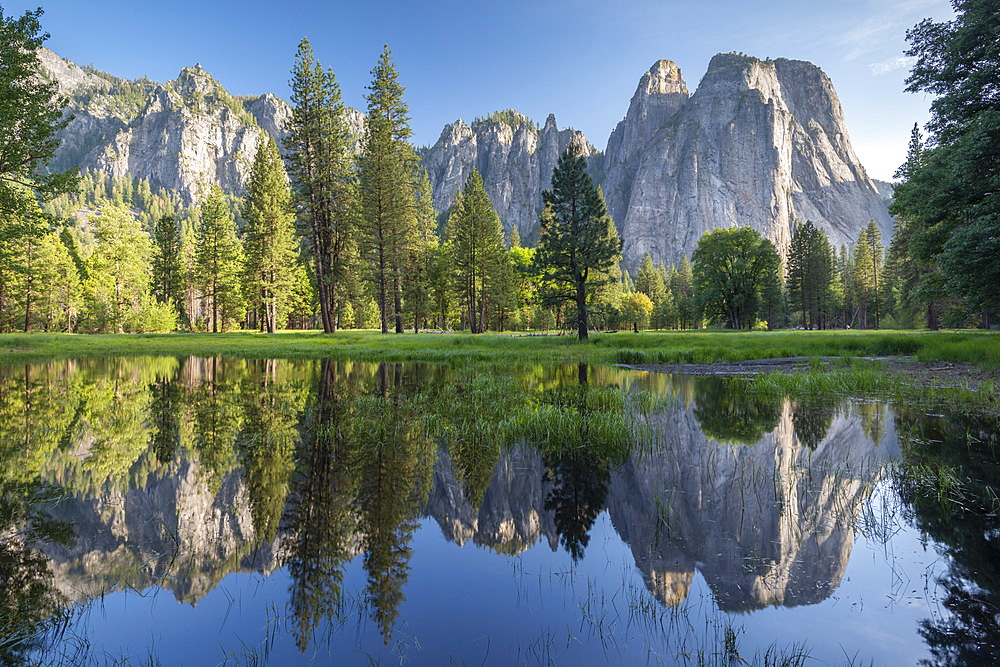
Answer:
[195, 187, 244, 332]
[891, 0, 1000, 325]
[0, 7, 77, 217]
[692, 227, 781, 330]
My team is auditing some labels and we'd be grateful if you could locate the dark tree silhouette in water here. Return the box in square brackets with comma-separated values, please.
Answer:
[150, 373, 182, 464]
[282, 360, 358, 653]
[543, 364, 611, 561]
[355, 363, 434, 642]
[791, 399, 835, 449]
[239, 359, 300, 543]
[895, 412, 1000, 666]
[691, 377, 781, 445]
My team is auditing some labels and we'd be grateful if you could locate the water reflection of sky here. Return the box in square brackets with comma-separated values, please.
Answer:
[0, 358, 993, 664]
[76, 496, 946, 665]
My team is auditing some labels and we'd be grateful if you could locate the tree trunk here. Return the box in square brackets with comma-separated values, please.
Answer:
[212, 277, 218, 333]
[23, 239, 32, 333]
[576, 276, 588, 340]
[872, 250, 880, 330]
[394, 273, 403, 334]
[330, 274, 339, 332]
[378, 242, 388, 333]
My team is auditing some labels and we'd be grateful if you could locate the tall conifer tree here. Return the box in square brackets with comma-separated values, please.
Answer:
[286, 38, 353, 332]
[152, 215, 183, 310]
[195, 187, 244, 332]
[534, 147, 623, 340]
[243, 134, 297, 333]
[402, 169, 438, 332]
[446, 169, 505, 333]
[358, 45, 417, 334]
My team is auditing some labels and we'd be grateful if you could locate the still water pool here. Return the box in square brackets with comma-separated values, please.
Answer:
[0, 358, 996, 664]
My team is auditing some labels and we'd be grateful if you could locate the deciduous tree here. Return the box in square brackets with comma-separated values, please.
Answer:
[692, 227, 780, 330]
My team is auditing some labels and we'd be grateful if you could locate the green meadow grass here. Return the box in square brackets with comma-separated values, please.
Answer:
[1, 329, 998, 368]
[733, 364, 999, 414]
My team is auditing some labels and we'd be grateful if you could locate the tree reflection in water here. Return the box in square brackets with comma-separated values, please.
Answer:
[692, 376, 781, 445]
[282, 360, 358, 651]
[542, 364, 611, 562]
[355, 363, 434, 642]
[0, 358, 995, 662]
[895, 411, 1000, 666]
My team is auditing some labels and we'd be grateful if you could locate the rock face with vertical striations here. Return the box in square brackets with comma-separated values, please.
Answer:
[38, 48, 363, 206]
[418, 111, 594, 241]
[604, 53, 893, 268]
[602, 59, 690, 226]
[39, 47, 890, 259]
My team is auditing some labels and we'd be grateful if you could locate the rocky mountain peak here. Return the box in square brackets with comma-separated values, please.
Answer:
[41, 49, 367, 206]
[174, 63, 218, 98]
[601, 59, 692, 223]
[36, 47, 109, 96]
[640, 59, 688, 97]
[40, 47, 891, 261]
[421, 110, 594, 240]
[606, 51, 892, 268]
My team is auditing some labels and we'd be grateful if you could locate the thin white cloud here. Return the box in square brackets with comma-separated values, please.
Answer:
[869, 56, 917, 75]
[836, 0, 947, 61]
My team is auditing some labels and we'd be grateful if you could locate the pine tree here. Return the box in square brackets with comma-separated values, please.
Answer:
[508, 224, 521, 249]
[635, 252, 666, 305]
[402, 169, 438, 332]
[87, 204, 153, 333]
[887, 124, 947, 329]
[534, 148, 623, 340]
[786, 220, 834, 329]
[670, 255, 695, 329]
[864, 221, 884, 328]
[358, 45, 418, 334]
[446, 169, 505, 333]
[897, 1, 1000, 326]
[152, 215, 183, 310]
[849, 221, 885, 330]
[810, 230, 836, 329]
[195, 187, 244, 332]
[243, 134, 297, 333]
[179, 226, 199, 328]
[286, 38, 354, 333]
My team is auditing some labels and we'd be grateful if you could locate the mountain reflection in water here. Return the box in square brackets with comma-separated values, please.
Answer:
[0, 357, 995, 664]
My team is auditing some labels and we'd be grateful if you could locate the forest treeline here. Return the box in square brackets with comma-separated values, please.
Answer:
[0, 2, 994, 335]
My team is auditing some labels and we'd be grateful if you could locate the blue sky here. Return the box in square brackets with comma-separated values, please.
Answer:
[10, 0, 954, 180]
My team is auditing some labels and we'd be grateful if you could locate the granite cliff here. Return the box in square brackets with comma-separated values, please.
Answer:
[604, 54, 893, 268]
[39, 47, 890, 263]
[419, 394, 895, 611]
[418, 111, 594, 241]
[32, 395, 893, 613]
[38, 47, 363, 206]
